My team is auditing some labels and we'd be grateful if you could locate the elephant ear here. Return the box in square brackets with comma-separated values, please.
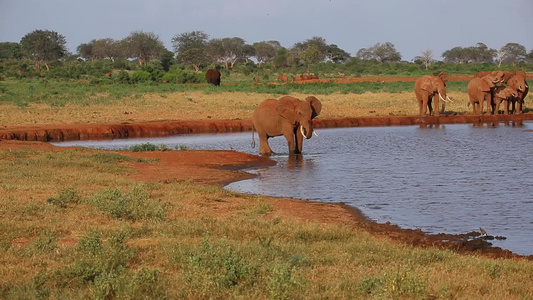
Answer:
[276, 96, 298, 124]
[478, 78, 492, 92]
[306, 96, 322, 119]
[420, 79, 435, 93]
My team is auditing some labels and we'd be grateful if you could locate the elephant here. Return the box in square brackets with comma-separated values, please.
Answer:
[414, 73, 451, 116]
[309, 75, 319, 80]
[251, 95, 322, 155]
[492, 86, 517, 114]
[292, 76, 302, 82]
[253, 77, 260, 83]
[206, 68, 221, 86]
[277, 74, 288, 82]
[505, 75, 529, 114]
[467, 73, 502, 115]
[300, 75, 310, 80]
[473, 70, 508, 85]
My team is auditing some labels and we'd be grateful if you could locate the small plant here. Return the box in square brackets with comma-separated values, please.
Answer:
[46, 187, 80, 208]
[33, 230, 59, 253]
[88, 186, 167, 221]
[129, 142, 170, 152]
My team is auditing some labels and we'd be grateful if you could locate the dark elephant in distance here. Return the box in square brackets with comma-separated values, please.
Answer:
[206, 68, 221, 86]
[252, 96, 322, 155]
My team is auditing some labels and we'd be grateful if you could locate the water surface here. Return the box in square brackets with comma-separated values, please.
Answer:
[53, 123, 533, 255]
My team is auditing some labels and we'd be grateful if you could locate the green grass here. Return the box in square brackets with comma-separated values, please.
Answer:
[0, 78, 469, 107]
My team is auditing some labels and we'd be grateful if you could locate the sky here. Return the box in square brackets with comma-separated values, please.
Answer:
[1, 0, 532, 61]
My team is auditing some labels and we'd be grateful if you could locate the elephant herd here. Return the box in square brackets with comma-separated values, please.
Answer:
[415, 70, 529, 116]
[219, 69, 528, 155]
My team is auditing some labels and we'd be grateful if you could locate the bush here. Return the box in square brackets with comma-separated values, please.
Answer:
[161, 69, 204, 84]
[114, 70, 130, 84]
[130, 70, 153, 83]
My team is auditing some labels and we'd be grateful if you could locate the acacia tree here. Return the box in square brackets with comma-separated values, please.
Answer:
[416, 49, 434, 70]
[172, 31, 209, 71]
[252, 41, 279, 65]
[20, 29, 68, 75]
[373, 42, 401, 63]
[324, 44, 350, 63]
[122, 31, 166, 65]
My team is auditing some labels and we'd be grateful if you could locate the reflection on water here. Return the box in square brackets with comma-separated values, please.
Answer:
[53, 122, 533, 255]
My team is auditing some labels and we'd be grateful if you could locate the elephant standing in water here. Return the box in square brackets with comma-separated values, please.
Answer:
[252, 96, 322, 155]
[414, 73, 451, 116]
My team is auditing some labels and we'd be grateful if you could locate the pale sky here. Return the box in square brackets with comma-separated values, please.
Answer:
[1, 0, 532, 61]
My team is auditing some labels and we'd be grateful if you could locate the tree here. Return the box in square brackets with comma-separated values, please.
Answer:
[355, 48, 374, 60]
[299, 45, 323, 73]
[77, 42, 94, 60]
[324, 44, 350, 63]
[499, 43, 527, 66]
[217, 37, 248, 69]
[0, 42, 22, 59]
[469, 43, 495, 63]
[291, 37, 327, 72]
[172, 31, 210, 71]
[416, 49, 434, 70]
[356, 42, 401, 63]
[442, 47, 470, 64]
[252, 41, 278, 65]
[373, 42, 401, 63]
[122, 31, 166, 65]
[20, 30, 68, 76]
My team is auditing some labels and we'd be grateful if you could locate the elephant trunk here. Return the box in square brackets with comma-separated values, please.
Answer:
[300, 124, 313, 139]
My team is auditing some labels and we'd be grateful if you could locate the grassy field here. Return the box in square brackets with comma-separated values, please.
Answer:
[0, 79, 482, 127]
[1, 78, 533, 299]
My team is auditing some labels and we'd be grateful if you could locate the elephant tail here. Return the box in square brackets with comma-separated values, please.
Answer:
[251, 124, 256, 148]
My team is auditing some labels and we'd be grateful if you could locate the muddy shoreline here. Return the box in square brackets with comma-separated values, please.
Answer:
[2, 114, 533, 142]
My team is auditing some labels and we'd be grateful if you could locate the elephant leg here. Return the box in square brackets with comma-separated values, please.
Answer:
[283, 131, 296, 154]
[433, 97, 440, 117]
[516, 100, 522, 115]
[427, 98, 433, 116]
[418, 99, 425, 116]
[295, 130, 304, 154]
[258, 135, 274, 155]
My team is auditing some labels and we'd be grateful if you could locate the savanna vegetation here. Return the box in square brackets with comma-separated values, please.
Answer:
[2, 143, 533, 299]
[1, 29, 533, 299]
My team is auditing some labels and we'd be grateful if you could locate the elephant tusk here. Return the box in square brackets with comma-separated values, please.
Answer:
[300, 125, 305, 137]
[438, 92, 446, 102]
[313, 130, 318, 137]
[446, 96, 453, 103]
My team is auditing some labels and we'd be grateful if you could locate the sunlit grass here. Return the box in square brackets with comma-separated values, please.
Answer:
[1, 145, 533, 298]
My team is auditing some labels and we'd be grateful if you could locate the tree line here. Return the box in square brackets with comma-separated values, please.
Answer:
[0, 29, 531, 81]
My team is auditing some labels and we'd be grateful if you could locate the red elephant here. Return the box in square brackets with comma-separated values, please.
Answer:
[277, 74, 288, 82]
[206, 68, 221, 86]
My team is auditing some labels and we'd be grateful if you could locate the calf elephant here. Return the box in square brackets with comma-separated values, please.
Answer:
[414, 73, 451, 116]
[252, 96, 322, 155]
[492, 86, 517, 114]
[206, 68, 221, 86]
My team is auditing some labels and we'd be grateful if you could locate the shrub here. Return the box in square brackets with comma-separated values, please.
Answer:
[114, 70, 131, 84]
[130, 70, 153, 83]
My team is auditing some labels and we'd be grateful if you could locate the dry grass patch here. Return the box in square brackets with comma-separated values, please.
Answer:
[1, 144, 533, 299]
[1, 91, 479, 126]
